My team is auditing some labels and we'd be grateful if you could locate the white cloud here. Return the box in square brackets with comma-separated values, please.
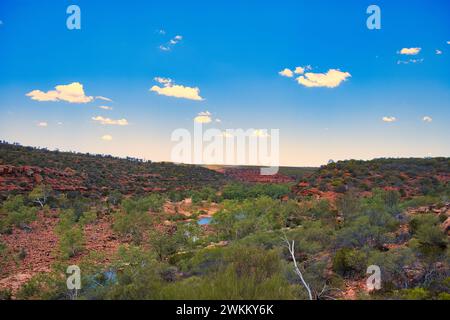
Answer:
[397, 58, 424, 65]
[159, 45, 171, 51]
[101, 134, 113, 141]
[278, 68, 293, 78]
[96, 96, 113, 102]
[170, 35, 183, 44]
[422, 116, 433, 123]
[150, 77, 203, 101]
[294, 65, 311, 74]
[154, 77, 172, 85]
[99, 105, 113, 110]
[296, 69, 351, 88]
[436, 49, 443, 55]
[37, 121, 48, 127]
[447, 41, 450, 45]
[26, 82, 94, 103]
[159, 34, 183, 51]
[158, 29, 166, 35]
[215, 118, 222, 123]
[399, 47, 421, 55]
[382, 116, 397, 123]
[194, 111, 212, 123]
[92, 116, 128, 126]
[294, 67, 305, 75]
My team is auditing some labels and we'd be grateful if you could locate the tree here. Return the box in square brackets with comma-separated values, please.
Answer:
[29, 184, 52, 208]
[58, 225, 84, 259]
[148, 227, 182, 261]
[113, 197, 154, 244]
[283, 236, 313, 300]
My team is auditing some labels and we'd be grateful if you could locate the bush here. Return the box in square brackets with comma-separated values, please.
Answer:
[398, 287, 430, 300]
[113, 197, 155, 244]
[332, 248, 367, 278]
[58, 225, 84, 259]
[161, 245, 297, 299]
[0, 195, 37, 233]
[0, 288, 12, 300]
[409, 214, 447, 257]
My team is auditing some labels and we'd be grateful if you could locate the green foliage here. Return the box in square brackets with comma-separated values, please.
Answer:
[0, 195, 37, 233]
[58, 225, 84, 259]
[55, 209, 85, 259]
[332, 248, 368, 278]
[212, 196, 291, 240]
[190, 187, 219, 204]
[409, 214, 447, 257]
[0, 241, 9, 273]
[103, 246, 165, 300]
[161, 245, 298, 299]
[335, 190, 400, 249]
[368, 248, 416, 289]
[78, 210, 97, 225]
[397, 287, 430, 300]
[16, 272, 68, 300]
[222, 183, 290, 201]
[0, 288, 12, 300]
[286, 221, 335, 254]
[113, 196, 157, 244]
[29, 184, 52, 208]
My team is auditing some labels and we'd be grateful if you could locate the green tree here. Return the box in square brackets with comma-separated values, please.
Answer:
[29, 184, 52, 208]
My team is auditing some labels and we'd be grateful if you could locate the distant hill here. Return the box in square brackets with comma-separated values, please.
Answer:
[0, 141, 226, 197]
[204, 165, 316, 183]
[293, 158, 450, 199]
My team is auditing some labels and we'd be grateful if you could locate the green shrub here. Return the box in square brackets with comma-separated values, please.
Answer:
[0, 195, 37, 233]
[113, 198, 153, 244]
[332, 248, 367, 278]
[398, 287, 430, 300]
[58, 225, 84, 259]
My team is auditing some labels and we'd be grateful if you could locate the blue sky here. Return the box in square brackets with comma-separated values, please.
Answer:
[0, 0, 449, 166]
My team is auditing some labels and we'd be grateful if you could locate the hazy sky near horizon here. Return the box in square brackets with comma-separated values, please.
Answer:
[0, 0, 449, 166]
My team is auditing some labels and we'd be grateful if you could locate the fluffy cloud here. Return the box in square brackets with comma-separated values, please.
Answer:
[92, 116, 128, 126]
[37, 121, 48, 127]
[99, 105, 113, 110]
[101, 134, 113, 141]
[436, 49, 443, 55]
[279, 66, 312, 77]
[296, 69, 351, 88]
[447, 41, 450, 45]
[26, 82, 94, 103]
[150, 77, 203, 101]
[422, 116, 433, 123]
[279, 68, 294, 78]
[194, 111, 212, 123]
[382, 116, 397, 122]
[294, 65, 311, 74]
[399, 47, 421, 55]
